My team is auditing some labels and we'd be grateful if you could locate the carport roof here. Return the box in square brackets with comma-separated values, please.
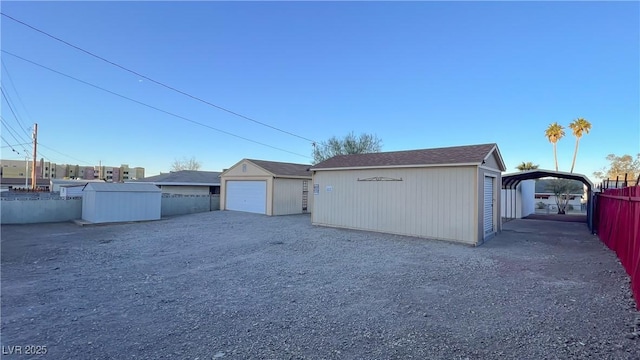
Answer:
[502, 170, 594, 190]
[312, 143, 504, 170]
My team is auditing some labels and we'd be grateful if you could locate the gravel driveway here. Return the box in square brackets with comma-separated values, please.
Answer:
[1, 212, 638, 359]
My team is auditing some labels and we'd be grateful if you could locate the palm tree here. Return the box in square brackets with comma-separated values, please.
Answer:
[545, 122, 565, 171]
[568, 117, 592, 173]
[516, 162, 539, 171]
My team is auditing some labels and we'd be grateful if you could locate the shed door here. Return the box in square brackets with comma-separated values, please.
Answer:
[226, 181, 267, 214]
[484, 176, 494, 235]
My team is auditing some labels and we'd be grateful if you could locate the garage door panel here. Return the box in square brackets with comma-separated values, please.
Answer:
[226, 181, 267, 214]
[484, 176, 494, 235]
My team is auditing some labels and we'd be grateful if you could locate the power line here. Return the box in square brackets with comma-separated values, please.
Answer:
[0, 116, 31, 154]
[37, 143, 93, 165]
[1, 60, 33, 136]
[0, 135, 23, 155]
[2, 63, 82, 165]
[1, 88, 31, 139]
[1, 142, 31, 149]
[1, 12, 316, 144]
[2, 50, 311, 159]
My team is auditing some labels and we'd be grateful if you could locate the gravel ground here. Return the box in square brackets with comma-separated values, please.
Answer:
[1, 211, 638, 359]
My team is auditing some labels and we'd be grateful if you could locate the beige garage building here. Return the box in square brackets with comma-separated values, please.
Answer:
[220, 159, 312, 216]
[311, 143, 506, 245]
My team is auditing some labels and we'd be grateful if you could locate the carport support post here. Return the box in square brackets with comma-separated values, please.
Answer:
[587, 189, 596, 235]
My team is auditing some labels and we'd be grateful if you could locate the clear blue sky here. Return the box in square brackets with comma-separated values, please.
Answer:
[1, 1, 638, 180]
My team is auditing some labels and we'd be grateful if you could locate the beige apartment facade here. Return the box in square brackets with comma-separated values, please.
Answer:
[0, 159, 144, 181]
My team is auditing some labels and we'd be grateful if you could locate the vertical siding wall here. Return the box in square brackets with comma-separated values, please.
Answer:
[273, 178, 306, 215]
[500, 181, 535, 219]
[312, 167, 477, 243]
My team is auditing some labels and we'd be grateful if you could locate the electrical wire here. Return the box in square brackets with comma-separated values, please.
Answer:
[1, 88, 31, 139]
[2, 50, 311, 159]
[1, 61, 33, 137]
[37, 143, 93, 165]
[0, 135, 23, 155]
[1, 12, 317, 144]
[0, 116, 31, 154]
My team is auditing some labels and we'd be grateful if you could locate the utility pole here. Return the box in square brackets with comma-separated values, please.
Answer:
[31, 123, 38, 190]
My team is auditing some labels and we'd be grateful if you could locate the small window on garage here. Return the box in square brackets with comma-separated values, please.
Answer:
[242, 164, 247, 172]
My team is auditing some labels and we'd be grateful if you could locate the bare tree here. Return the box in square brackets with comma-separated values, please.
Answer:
[593, 153, 640, 182]
[313, 132, 382, 164]
[546, 179, 583, 214]
[171, 157, 202, 171]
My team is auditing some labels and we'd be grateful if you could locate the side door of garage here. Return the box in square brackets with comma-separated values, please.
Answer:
[226, 180, 267, 214]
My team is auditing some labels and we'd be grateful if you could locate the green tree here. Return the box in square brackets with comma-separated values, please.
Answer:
[545, 122, 565, 171]
[568, 117, 592, 173]
[312, 132, 382, 164]
[593, 154, 640, 182]
[516, 162, 539, 171]
[171, 156, 202, 171]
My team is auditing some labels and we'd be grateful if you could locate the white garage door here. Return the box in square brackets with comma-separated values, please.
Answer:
[484, 176, 494, 235]
[226, 181, 267, 214]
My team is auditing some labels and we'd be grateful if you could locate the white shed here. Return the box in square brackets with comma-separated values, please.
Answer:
[51, 178, 103, 192]
[311, 143, 506, 245]
[82, 183, 161, 224]
[220, 159, 312, 215]
[60, 184, 86, 199]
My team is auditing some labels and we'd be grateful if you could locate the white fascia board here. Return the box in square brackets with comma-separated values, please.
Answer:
[273, 175, 312, 180]
[479, 165, 500, 172]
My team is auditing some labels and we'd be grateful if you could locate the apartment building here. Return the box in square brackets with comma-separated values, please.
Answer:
[0, 159, 145, 181]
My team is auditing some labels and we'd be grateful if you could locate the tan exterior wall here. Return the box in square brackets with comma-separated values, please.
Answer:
[273, 178, 312, 215]
[1, 160, 30, 178]
[220, 159, 313, 216]
[220, 159, 274, 214]
[160, 185, 209, 195]
[312, 166, 478, 244]
[223, 160, 271, 177]
[484, 152, 502, 170]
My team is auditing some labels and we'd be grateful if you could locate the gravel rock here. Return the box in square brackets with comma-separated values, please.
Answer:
[1, 213, 638, 359]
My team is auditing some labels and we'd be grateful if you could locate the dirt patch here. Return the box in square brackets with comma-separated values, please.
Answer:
[1, 213, 638, 359]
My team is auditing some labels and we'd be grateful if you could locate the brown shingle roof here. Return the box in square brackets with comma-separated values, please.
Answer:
[312, 143, 498, 170]
[248, 159, 312, 177]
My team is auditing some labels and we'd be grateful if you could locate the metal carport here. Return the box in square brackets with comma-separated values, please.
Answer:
[502, 170, 595, 232]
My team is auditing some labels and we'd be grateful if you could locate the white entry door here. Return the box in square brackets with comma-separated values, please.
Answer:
[226, 181, 267, 214]
[484, 176, 494, 235]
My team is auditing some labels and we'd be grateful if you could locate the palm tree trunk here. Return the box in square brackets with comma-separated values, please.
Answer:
[553, 142, 559, 171]
[570, 138, 580, 173]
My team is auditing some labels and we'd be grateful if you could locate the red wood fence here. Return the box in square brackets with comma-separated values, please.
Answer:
[594, 186, 640, 310]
